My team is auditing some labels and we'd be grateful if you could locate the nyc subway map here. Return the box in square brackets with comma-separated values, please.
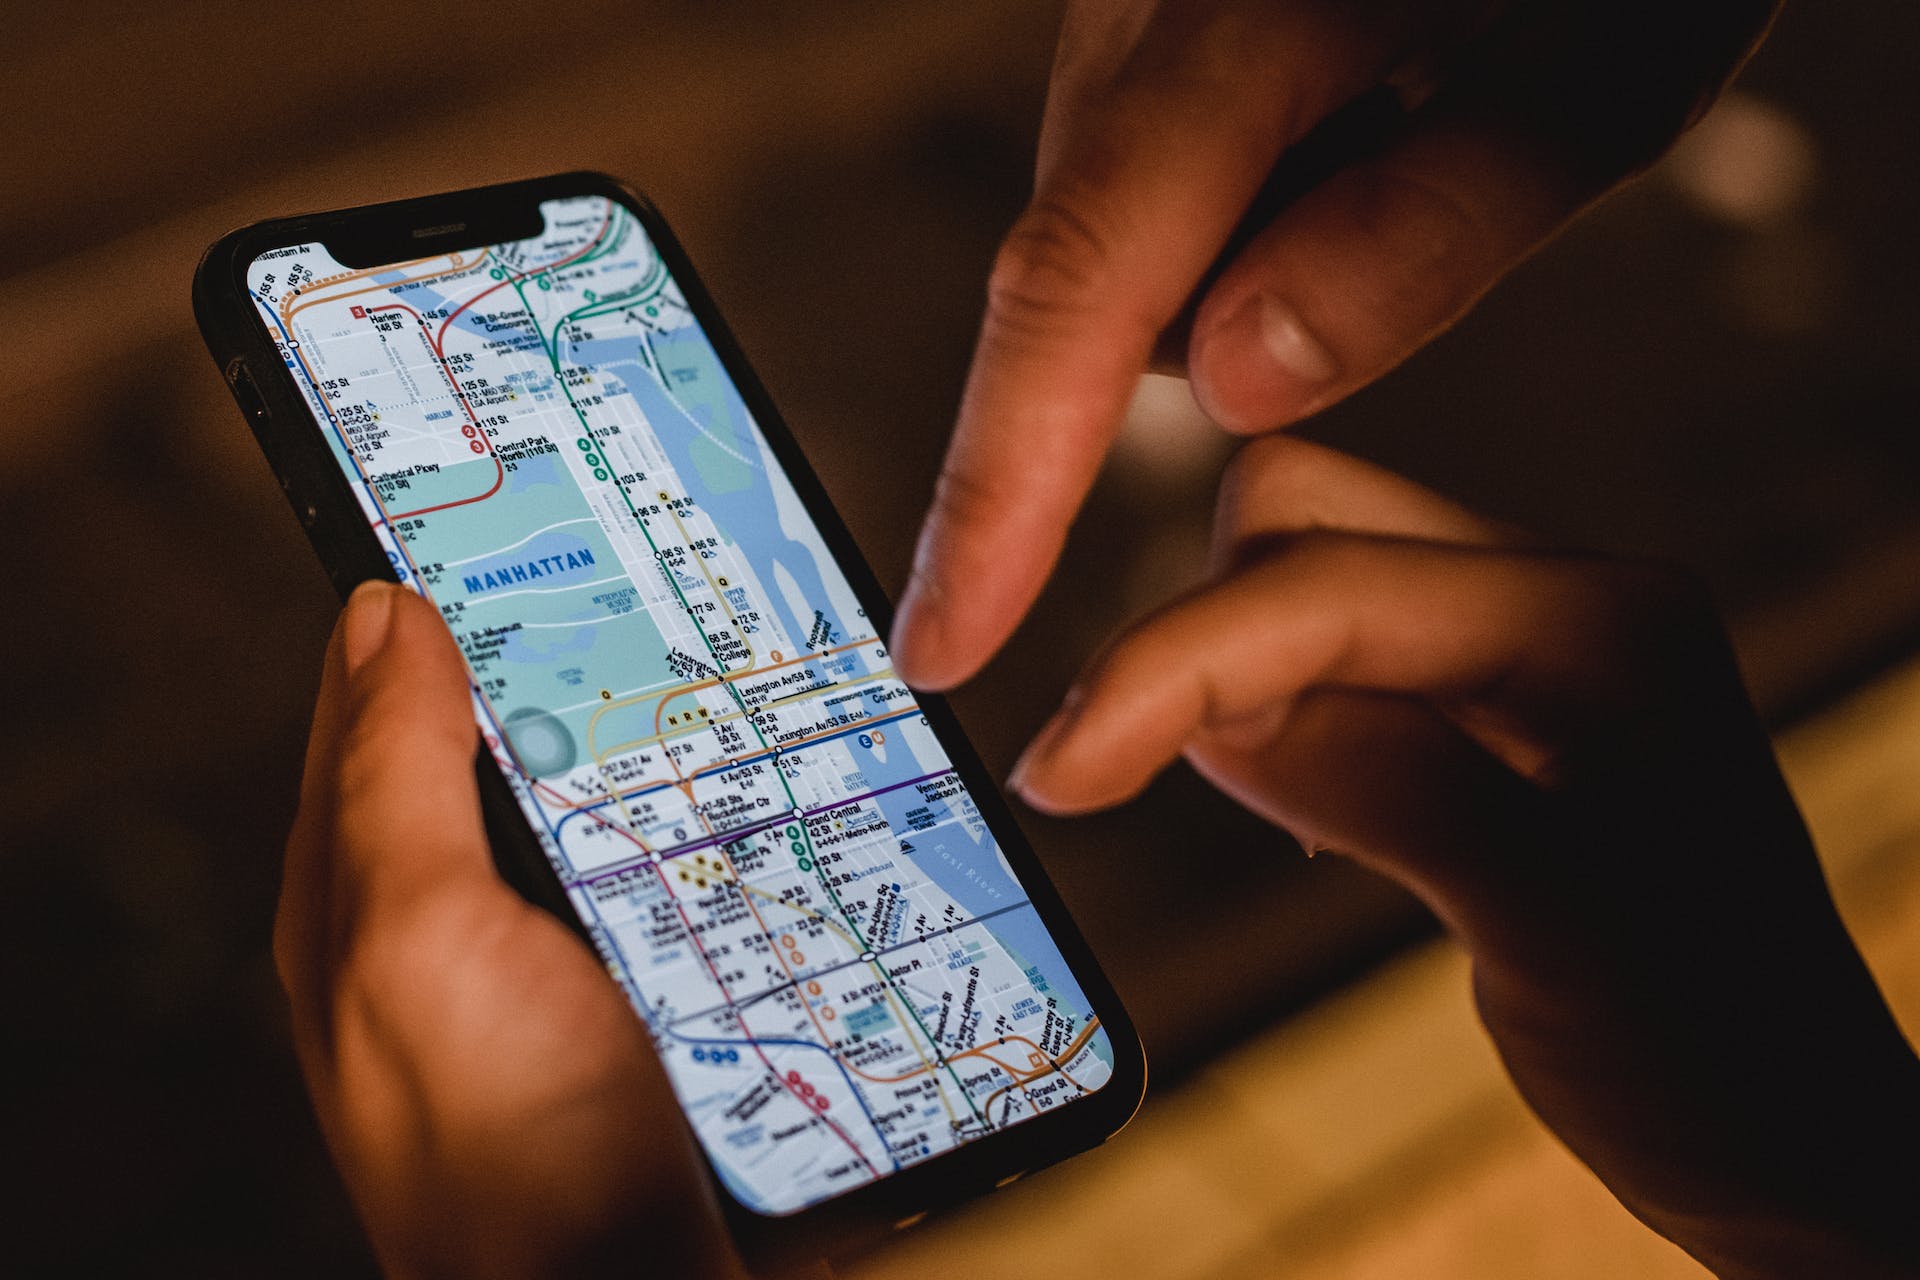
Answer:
[246, 194, 1115, 1214]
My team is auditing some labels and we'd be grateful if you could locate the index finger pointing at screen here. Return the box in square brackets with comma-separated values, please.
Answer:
[887, 3, 1420, 691]
[891, 0, 1777, 693]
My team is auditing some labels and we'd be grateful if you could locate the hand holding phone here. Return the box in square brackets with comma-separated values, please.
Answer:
[196, 173, 1145, 1270]
[282, 580, 749, 1279]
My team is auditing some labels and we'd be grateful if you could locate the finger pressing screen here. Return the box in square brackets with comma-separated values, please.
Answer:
[892, 0, 1428, 691]
[1009, 537, 1647, 814]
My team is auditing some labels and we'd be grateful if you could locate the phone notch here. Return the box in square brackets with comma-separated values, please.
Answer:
[324, 198, 544, 268]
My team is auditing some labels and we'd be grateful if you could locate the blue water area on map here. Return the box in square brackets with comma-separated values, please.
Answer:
[850, 748, 1110, 1064]
[567, 328, 851, 656]
[980, 905, 1100, 1026]
[832, 712, 1108, 1029]
[868, 784, 1013, 923]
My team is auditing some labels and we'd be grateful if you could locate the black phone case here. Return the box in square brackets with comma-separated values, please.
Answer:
[191, 171, 1147, 1270]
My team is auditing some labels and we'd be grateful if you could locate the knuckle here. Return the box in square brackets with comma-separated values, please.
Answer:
[985, 195, 1117, 332]
[925, 460, 1004, 548]
[330, 943, 405, 1056]
[1247, 530, 1369, 660]
[331, 893, 487, 1034]
[1077, 622, 1166, 707]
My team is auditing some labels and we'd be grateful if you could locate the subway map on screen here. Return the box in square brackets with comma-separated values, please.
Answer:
[246, 193, 1114, 1214]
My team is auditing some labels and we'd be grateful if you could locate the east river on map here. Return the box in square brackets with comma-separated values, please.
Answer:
[246, 194, 1116, 1214]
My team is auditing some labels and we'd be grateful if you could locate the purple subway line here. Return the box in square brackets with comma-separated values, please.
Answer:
[572, 766, 959, 888]
[553, 705, 926, 840]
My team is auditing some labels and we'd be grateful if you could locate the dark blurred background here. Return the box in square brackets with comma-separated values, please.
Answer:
[4, 3, 1918, 1273]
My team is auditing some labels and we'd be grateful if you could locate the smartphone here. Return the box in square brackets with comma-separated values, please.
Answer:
[193, 171, 1146, 1265]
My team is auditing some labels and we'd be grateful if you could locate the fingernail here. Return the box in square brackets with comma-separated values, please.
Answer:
[1007, 687, 1085, 798]
[1196, 294, 1338, 429]
[343, 581, 397, 677]
[1253, 296, 1338, 386]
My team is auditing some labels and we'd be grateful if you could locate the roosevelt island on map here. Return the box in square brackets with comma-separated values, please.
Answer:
[245, 193, 1115, 1213]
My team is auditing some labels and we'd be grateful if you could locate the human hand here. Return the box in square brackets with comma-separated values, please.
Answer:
[892, 0, 1779, 690]
[1008, 437, 1920, 1278]
[277, 582, 747, 1280]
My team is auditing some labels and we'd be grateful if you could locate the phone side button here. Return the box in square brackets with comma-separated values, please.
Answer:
[225, 357, 300, 498]
[226, 357, 271, 428]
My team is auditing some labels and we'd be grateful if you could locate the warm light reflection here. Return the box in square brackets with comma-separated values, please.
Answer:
[1663, 90, 1820, 228]
[1112, 372, 1235, 488]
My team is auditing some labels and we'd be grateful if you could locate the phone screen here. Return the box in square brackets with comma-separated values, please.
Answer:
[245, 193, 1117, 1215]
